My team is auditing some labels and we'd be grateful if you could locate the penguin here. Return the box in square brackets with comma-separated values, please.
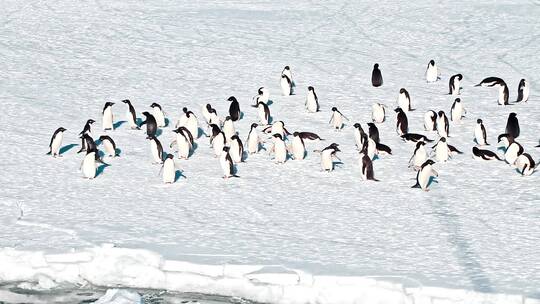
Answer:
[329, 107, 349, 130]
[474, 119, 489, 145]
[372, 103, 385, 123]
[254, 101, 270, 125]
[474, 77, 509, 105]
[140, 112, 158, 138]
[450, 98, 466, 122]
[254, 87, 270, 105]
[412, 159, 438, 191]
[401, 133, 433, 143]
[280, 74, 292, 96]
[375, 142, 392, 156]
[229, 134, 244, 163]
[122, 99, 140, 129]
[516, 79, 529, 103]
[497, 133, 512, 150]
[223, 116, 236, 141]
[514, 153, 536, 176]
[246, 123, 262, 154]
[472, 147, 502, 161]
[353, 123, 368, 150]
[424, 110, 437, 131]
[270, 133, 288, 164]
[228, 96, 241, 121]
[433, 137, 450, 162]
[98, 135, 119, 157]
[425, 60, 440, 82]
[306, 86, 320, 113]
[102, 102, 115, 131]
[202, 103, 220, 126]
[185, 107, 200, 139]
[448, 73, 463, 95]
[48, 127, 66, 157]
[371, 63, 383, 87]
[171, 127, 193, 159]
[320, 143, 341, 172]
[77, 119, 95, 153]
[503, 136, 524, 165]
[161, 154, 176, 184]
[263, 121, 291, 138]
[220, 146, 238, 179]
[80, 148, 107, 179]
[394, 108, 408, 135]
[150, 103, 166, 128]
[505, 112, 520, 138]
[408, 141, 428, 170]
[367, 123, 380, 143]
[436, 111, 449, 138]
[80, 133, 97, 158]
[359, 149, 378, 181]
[397, 88, 412, 112]
[148, 135, 164, 164]
[290, 132, 306, 160]
[281, 65, 295, 89]
[212, 127, 226, 157]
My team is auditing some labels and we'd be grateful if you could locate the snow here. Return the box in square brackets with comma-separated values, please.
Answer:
[1, 0, 540, 303]
[92, 289, 142, 304]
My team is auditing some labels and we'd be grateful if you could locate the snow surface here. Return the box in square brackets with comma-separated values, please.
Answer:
[1, 0, 540, 303]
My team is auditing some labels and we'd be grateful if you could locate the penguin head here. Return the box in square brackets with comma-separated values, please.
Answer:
[142, 111, 151, 117]
[98, 135, 108, 142]
[172, 127, 181, 133]
[498, 133, 510, 143]
[230, 135, 239, 141]
[509, 112, 517, 118]
[457, 74, 463, 80]
[399, 88, 406, 94]
[367, 122, 375, 128]
[284, 66, 290, 70]
[329, 143, 340, 152]
[417, 141, 426, 147]
[227, 96, 237, 102]
[182, 107, 188, 114]
[394, 108, 402, 113]
[58, 127, 67, 132]
[225, 116, 231, 121]
[331, 107, 338, 112]
[258, 87, 264, 95]
[87, 119, 96, 124]
[121, 99, 130, 104]
[519, 79, 526, 85]
[353, 123, 361, 129]
[440, 137, 447, 143]
[429, 59, 435, 66]
[374, 63, 379, 69]
[166, 154, 174, 160]
[477, 118, 483, 124]
[308, 86, 314, 91]
[206, 103, 213, 110]
[425, 159, 436, 166]
[150, 102, 161, 109]
[438, 110, 445, 117]
[105, 101, 115, 107]
[223, 146, 230, 152]
[293, 132, 299, 137]
[250, 123, 258, 129]
[455, 98, 461, 103]
[273, 134, 283, 141]
[473, 146, 479, 153]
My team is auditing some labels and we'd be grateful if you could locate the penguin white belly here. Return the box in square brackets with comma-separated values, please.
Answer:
[176, 115, 188, 129]
[162, 159, 175, 183]
[306, 94, 318, 112]
[247, 133, 259, 154]
[202, 107, 211, 124]
[151, 140, 162, 163]
[177, 135, 190, 159]
[280, 78, 291, 96]
[127, 111, 137, 128]
[186, 117, 198, 139]
[418, 166, 432, 189]
[274, 141, 287, 163]
[272, 124, 284, 137]
[522, 86, 530, 102]
[209, 114, 220, 126]
[258, 105, 268, 125]
[230, 141, 242, 163]
[154, 109, 166, 127]
[332, 114, 343, 129]
[437, 119, 448, 138]
[51, 133, 63, 156]
[367, 138, 377, 160]
[505, 144, 520, 165]
[398, 95, 409, 112]
[213, 135, 225, 157]
[321, 150, 333, 171]
[372, 105, 384, 123]
[474, 126, 486, 145]
[452, 78, 461, 95]
[220, 154, 231, 177]
[354, 132, 363, 150]
[103, 141, 115, 157]
[82, 154, 96, 179]
[436, 143, 449, 162]
[451, 104, 463, 121]
[260, 90, 269, 104]
[498, 86, 506, 105]
[292, 138, 305, 160]
[223, 123, 235, 141]
[413, 149, 427, 169]
[426, 66, 438, 82]
[515, 155, 533, 175]
[103, 108, 113, 130]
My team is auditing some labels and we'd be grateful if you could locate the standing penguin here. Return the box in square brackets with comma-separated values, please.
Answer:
[425, 60, 440, 82]
[211, 127, 226, 157]
[122, 99, 140, 129]
[412, 159, 438, 191]
[424, 110, 437, 131]
[178, 107, 199, 139]
[270, 134, 288, 164]
[516, 79, 529, 103]
[306, 86, 320, 113]
[254, 87, 270, 105]
[329, 107, 349, 130]
[367, 123, 380, 143]
[150, 103, 166, 128]
[281, 66, 295, 89]
[394, 108, 409, 135]
[505, 112, 520, 138]
[433, 137, 450, 162]
[371, 63, 383, 87]
[372, 103, 385, 123]
[148, 135, 164, 164]
[437, 111, 449, 138]
[220, 146, 237, 179]
[450, 98, 466, 122]
[228, 96, 241, 121]
[222, 116, 236, 141]
[246, 123, 262, 154]
[229, 135, 245, 163]
[254, 101, 270, 125]
[290, 132, 306, 160]
[408, 141, 428, 170]
[140, 112, 158, 138]
[102, 102, 115, 131]
[502, 136, 524, 165]
[264, 120, 291, 138]
[475, 77, 509, 105]
[98, 135, 119, 157]
[353, 123, 368, 150]
[80, 133, 97, 157]
[397, 88, 412, 112]
[448, 74, 463, 95]
[78, 119, 95, 153]
[80, 148, 107, 179]
[162, 154, 176, 184]
[202, 104, 220, 126]
[280, 74, 292, 96]
[474, 119, 489, 145]
[320, 143, 341, 172]
[171, 127, 193, 160]
[48, 127, 67, 157]
[359, 149, 378, 181]
[514, 153, 536, 176]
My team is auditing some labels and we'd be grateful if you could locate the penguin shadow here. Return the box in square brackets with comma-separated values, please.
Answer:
[136, 118, 144, 126]
[95, 164, 109, 178]
[188, 142, 199, 158]
[333, 161, 344, 168]
[164, 118, 170, 128]
[59, 144, 78, 155]
[267, 100, 274, 106]
[174, 170, 186, 182]
[427, 176, 438, 187]
[240, 112, 245, 120]
[114, 148, 122, 157]
[155, 129, 163, 137]
[268, 116, 274, 124]
[197, 127, 205, 139]
[113, 121, 126, 129]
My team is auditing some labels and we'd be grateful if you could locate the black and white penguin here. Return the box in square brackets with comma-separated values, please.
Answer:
[220, 146, 238, 179]
[412, 159, 438, 191]
[291, 132, 307, 160]
[228, 96, 241, 121]
[229, 134, 245, 163]
[516, 79, 529, 103]
[474, 119, 489, 146]
[320, 143, 341, 172]
[253, 101, 270, 125]
[329, 107, 349, 130]
[147, 135, 164, 164]
[401, 133, 433, 143]
[48, 127, 66, 157]
[448, 74, 463, 95]
[140, 112, 158, 138]
[202, 103, 220, 126]
[102, 102, 115, 131]
[264, 121, 291, 138]
[367, 123, 380, 144]
[353, 123, 368, 150]
[372, 103, 385, 123]
[271, 133, 288, 164]
[281, 65, 295, 88]
[472, 147, 501, 161]
[515, 153, 536, 176]
[437, 111, 449, 138]
[394, 108, 408, 135]
[424, 110, 437, 131]
[78, 119, 95, 153]
[211, 126, 226, 157]
[254, 87, 270, 105]
[122, 99, 140, 129]
[433, 137, 451, 162]
[501, 135, 523, 165]
[150, 103, 166, 128]
[171, 127, 193, 160]
[408, 141, 428, 170]
[80, 147, 107, 179]
[176, 107, 199, 139]
[246, 123, 262, 154]
[397, 88, 412, 112]
[161, 154, 176, 184]
[223, 116, 236, 141]
[280, 74, 292, 96]
[80, 133, 97, 158]
[98, 135, 119, 157]
[450, 98, 466, 122]
[371, 63, 383, 87]
[306, 86, 320, 113]
[425, 60, 440, 82]
[474, 77, 509, 105]
[359, 149, 378, 181]
[505, 112, 520, 138]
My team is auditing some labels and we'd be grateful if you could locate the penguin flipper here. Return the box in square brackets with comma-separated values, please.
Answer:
[411, 182, 421, 188]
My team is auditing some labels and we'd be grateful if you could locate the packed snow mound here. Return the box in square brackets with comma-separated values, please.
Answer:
[0, 246, 538, 304]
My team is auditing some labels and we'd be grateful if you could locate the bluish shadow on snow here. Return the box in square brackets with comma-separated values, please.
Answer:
[197, 127, 205, 139]
[240, 112, 245, 120]
[155, 129, 163, 137]
[164, 118, 170, 128]
[95, 164, 109, 178]
[113, 121, 126, 129]
[59, 144, 78, 155]
[267, 100, 273, 106]
[115, 148, 122, 157]
[189, 143, 198, 158]
[174, 170, 186, 182]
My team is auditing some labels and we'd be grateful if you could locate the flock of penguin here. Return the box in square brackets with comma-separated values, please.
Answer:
[47, 62, 537, 191]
